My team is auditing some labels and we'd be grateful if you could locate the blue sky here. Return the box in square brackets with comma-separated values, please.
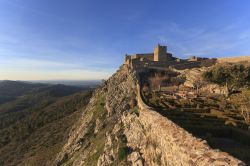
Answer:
[0, 0, 250, 80]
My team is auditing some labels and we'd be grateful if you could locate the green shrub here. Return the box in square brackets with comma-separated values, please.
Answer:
[131, 106, 139, 116]
[93, 95, 106, 119]
[203, 63, 250, 96]
[118, 146, 131, 161]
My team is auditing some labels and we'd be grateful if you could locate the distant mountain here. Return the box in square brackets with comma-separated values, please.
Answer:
[0, 80, 93, 105]
[0, 81, 93, 166]
[0, 80, 47, 104]
[31, 80, 102, 88]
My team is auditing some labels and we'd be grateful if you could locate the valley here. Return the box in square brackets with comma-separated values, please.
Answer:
[0, 81, 93, 166]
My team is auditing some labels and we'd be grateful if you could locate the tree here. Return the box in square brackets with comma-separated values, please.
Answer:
[241, 105, 250, 125]
[193, 76, 205, 95]
[203, 63, 250, 97]
[236, 89, 250, 124]
[148, 74, 168, 92]
[232, 90, 250, 125]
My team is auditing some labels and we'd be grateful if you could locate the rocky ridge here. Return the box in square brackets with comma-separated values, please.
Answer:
[55, 65, 244, 166]
[55, 65, 138, 165]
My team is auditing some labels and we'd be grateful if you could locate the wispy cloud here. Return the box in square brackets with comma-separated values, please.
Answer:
[0, 0, 70, 23]
[0, 57, 114, 80]
[0, 30, 121, 70]
[0, 56, 117, 72]
[140, 21, 250, 58]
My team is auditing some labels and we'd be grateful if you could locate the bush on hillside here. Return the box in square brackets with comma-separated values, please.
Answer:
[231, 89, 250, 124]
[203, 63, 250, 97]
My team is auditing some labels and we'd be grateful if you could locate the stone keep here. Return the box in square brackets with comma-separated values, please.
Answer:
[154, 44, 167, 62]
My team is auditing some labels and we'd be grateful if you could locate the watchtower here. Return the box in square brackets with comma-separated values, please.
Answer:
[154, 44, 167, 62]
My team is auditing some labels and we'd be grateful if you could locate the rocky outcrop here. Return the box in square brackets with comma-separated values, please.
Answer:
[55, 65, 138, 165]
[181, 67, 227, 95]
[55, 65, 245, 166]
[121, 84, 244, 166]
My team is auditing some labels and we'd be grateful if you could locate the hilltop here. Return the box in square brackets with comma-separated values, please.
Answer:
[0, 81, 93, 166]
[55, 57, 250, 165]
[1, 50, 250, 165]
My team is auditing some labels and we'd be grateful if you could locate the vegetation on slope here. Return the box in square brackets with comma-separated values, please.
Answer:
[202, 62, 250, 125]
[231, 89, 250, 125]
[139, 65, 250, 163]
[0, 81, 93, 166]
[0, 80, 47, 105]
[83, 95, 107, 166]
[203, 63, 250, 96]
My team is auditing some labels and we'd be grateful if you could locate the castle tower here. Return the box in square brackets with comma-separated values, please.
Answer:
[154, 44, 167, 61]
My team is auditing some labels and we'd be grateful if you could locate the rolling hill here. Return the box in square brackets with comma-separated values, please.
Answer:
[0, 81, 93, 166]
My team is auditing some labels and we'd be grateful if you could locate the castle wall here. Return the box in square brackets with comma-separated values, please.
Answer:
[217, 56, 250, 63]
[154, 45, 167, 61]
[170, 61, 201, 70]
[129, 59, 204, 71]
[130, 53, 154, 60]
[128, 83, 244, 166]
[124, 45, 176, 65]
[130, 60, 175, 70]
[124, 56, 131, 64]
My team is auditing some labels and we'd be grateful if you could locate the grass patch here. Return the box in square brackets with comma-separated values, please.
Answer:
[130, 106, 139, 116]
[84, 140, 105, 166]
[83, 95, 107, 166]
[117, 134, 132, 162]
[118, 146, 131, 161]
[93, 95, 106, 119]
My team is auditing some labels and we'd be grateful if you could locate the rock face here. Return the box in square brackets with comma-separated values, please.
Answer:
[55, 65, 138, 165]
[181, 67, 227, 95]
[55, 65, 245, 166]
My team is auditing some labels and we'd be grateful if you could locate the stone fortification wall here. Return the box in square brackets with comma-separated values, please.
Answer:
[131, 53, 154, 59]
[130, 60, 203, 71]
[130, 60, 175, 69]
[218, 56, 250, 63]
[130, 54, 154, 61]
[56, 64, 244, 165]
[125, 54, 154, 65]
[124, 82, 244, 165]
[170, 61, 201, 70]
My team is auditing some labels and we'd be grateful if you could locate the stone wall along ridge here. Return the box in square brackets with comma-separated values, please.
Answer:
[135, 82, 245, 166]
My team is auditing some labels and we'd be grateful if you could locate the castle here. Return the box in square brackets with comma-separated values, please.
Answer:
[125, 44, 175, 64]
[124, 44, 215, 70]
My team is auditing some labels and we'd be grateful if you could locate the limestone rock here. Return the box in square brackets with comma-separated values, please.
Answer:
[128, 152, 143, 166]
[54, 65, 244, 166]
[94, 118, 103, 134]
